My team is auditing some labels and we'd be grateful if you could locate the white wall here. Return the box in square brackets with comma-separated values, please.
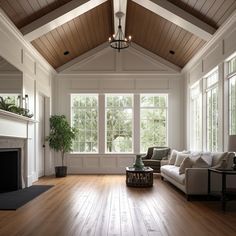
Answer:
[0, 10, 55, 183]
[55, 46, 185, 174]
[183, 12, 236, 151]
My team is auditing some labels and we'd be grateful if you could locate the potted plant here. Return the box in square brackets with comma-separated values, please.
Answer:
[46, 115, 77, 177]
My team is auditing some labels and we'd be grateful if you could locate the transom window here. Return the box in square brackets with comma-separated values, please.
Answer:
[140, 94, 168, 153]
[71, 94, 98, 153]
[228, 56, 236, 75]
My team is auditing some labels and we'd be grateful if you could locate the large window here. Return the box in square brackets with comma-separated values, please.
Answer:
[71, 94, 98, 153]
[205, 70, 218, 152]
[140, 94, 168, 153]
[190, 82, 202, 151]
[228, 55, 236, 135]
[105, 94, 133, 153]
[71, 93, 168, 154]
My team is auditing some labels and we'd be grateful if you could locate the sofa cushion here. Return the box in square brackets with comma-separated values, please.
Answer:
[161, 165, 185, 184]
[179, 157, 193, 174]
[151, 148, 170, 160]
[212, 152, 227, 167]
[174, 153, 190, 167]
[192, 157, 210, 168]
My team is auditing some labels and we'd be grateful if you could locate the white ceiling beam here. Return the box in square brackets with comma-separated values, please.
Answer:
[21, 0, 107, 42]
[113, 0, 127, 35]
[132, 0, 216, 41]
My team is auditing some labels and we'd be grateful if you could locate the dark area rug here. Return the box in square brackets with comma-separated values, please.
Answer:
[0, 185, 53, 210]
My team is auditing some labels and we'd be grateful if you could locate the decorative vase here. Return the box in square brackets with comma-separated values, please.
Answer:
[133, 154, 144, 169]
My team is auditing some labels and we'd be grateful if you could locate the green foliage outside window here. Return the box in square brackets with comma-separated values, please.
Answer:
[106, 95, 133, 153]
[229, 76, 236, 135]
[206, 86, 218, 152]
[140, 94, 168, 153]
[71, 94, 98, 153]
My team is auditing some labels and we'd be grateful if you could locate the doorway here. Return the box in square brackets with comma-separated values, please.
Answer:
[37, 93, 45, 177]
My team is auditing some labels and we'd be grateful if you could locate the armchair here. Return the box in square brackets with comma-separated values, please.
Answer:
[142, 146, 171, 173]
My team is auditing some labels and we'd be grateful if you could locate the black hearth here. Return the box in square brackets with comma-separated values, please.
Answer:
[0, 148, 22, 192]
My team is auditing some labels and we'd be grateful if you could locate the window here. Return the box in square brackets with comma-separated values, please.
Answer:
[190, 82, 202, 151]
[228, 56, 236, 75]
[228, 55, 236, 135]
[70, 93, 169, 154]
[229, 76, 236, 134]
[205, 70, 218, 152]
[140, 94, 168, 153]
[105, 94, 133, 153]
[71, 94, 98, 153]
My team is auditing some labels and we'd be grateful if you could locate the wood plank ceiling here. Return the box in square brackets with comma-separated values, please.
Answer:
[0, 0, 236, 69]
[31, 1, 112, 68]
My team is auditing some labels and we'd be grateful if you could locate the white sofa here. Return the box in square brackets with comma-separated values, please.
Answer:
[160, 151, 236, 199]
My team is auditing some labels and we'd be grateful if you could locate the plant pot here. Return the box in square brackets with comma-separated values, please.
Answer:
[55, 166, 67, 178]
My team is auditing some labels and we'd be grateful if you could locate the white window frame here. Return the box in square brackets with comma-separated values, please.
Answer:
[204, 68, 219, 152]
[226, 54, 236, 135]
[70, 93, 99, 153]
[140, 93, 168, 153]
[105, 94, 134, 154]
[190, 81, 202, 151]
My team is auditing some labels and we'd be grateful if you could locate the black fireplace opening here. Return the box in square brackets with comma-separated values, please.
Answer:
[0, 148, 22, 193]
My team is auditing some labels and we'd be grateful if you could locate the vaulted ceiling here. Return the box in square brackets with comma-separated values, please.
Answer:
[1, 0, 236, 70]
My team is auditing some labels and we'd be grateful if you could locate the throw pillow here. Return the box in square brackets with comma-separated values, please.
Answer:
[211, 152, 228, 167]
[192, 157, 210, 168]
[189, 152, 201, 162]
[174, 153, 190, 167]
[169, 150, 178, 165]
[179, 157, 193, 174]
[151, 148, 170, 160]
[201, 152, 212, 166]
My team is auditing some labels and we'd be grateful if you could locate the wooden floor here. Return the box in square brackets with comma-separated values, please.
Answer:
[0, 175, 236, 236]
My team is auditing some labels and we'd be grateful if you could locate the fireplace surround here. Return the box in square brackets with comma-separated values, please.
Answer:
[0, 109, 36, 188]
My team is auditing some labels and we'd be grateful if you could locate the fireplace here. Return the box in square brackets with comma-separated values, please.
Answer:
[0, 148, 22, 192]
[0, 110, 36, 188]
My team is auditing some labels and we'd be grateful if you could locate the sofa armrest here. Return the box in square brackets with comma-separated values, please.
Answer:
[185, 168, 208, 195]
[161, 160, 169, 166]
[141, 154, 149, 160]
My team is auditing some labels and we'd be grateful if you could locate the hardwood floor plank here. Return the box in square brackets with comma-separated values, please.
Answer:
[0, 175, 236, 236]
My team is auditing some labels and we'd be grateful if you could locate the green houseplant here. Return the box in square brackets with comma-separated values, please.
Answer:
[46, 115, 77, 177]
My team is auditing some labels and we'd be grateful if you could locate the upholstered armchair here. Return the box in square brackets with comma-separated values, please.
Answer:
[142, 146, 171, 173]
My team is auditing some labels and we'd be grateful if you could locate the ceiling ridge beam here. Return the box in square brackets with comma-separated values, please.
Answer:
[113, 0, 128, 35]
[21, 0, 107, 42]
[132, 0, 216, 41]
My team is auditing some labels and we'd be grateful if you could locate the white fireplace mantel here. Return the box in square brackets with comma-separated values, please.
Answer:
[0, 109, 37, 187]
[0, 109, 36, 139]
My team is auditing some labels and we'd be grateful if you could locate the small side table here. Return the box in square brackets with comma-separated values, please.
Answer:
[126, 167, 153, 187]
[208, 168, 236, 211]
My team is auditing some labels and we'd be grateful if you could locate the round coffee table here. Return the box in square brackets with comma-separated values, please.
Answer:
[126, 167, 153, 187]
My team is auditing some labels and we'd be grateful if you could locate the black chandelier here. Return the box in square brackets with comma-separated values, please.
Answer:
[108, 12, 131, 52]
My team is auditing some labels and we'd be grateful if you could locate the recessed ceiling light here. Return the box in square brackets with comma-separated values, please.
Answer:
[169, 50, 175, 55]
[64, 51, 69, 55]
